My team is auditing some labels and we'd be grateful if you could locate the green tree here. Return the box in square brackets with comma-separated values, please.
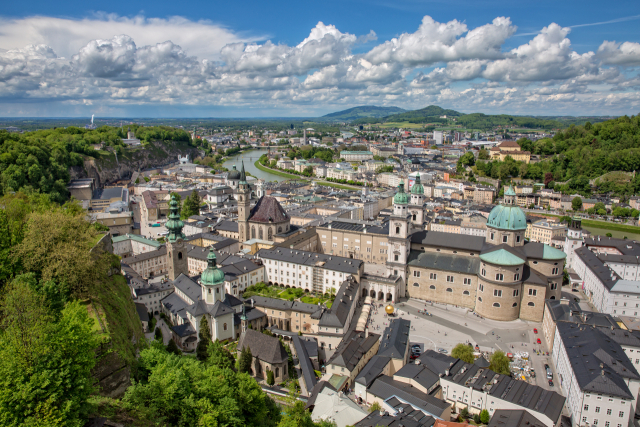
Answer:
[277, 383, 315, 427]
[480, 409, 491, 424]
[572, 197, 583, 211]
[606, 233, 613, 237]
[460, 407, 469, 419]
[451, 343, 474, 363]
[489, 351, 511, 376]
[369, 402, 382, 413]
[238, 346, 253, 374]
[597, 209, 607, 216]
[478, 148, 490, 160]
[182, 190, 201, 219]
[266, 369, 275, 386]
[196, 316, 212, 361]
[166, 339, 182, 355]
[208, 340, 235, 369]
[0, 279, 99, 426]
[155, 326, 163, 341]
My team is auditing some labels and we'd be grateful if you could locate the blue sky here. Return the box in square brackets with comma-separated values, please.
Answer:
[0, 0, 639, 117]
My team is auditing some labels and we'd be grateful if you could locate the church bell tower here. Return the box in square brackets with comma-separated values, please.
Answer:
[237, 161, 251, 243]
[166, 194, 188, 280]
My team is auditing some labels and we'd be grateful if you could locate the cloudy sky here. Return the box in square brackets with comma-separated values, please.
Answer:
[1, 0, 639, 117]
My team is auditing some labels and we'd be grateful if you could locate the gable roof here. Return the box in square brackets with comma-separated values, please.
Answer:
[378, 318, 411, 359]
[238, 329, 289, 365]
[249, 196, 289, 223]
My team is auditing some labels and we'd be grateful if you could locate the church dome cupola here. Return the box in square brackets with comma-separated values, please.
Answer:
[487, 186, 527, 231]
[394, 183, 409, 205]
[201, 247, 225, 286]
[411, 174, 424, 195]
[227, 165, 241, 180]
[166, 194, 185, 242]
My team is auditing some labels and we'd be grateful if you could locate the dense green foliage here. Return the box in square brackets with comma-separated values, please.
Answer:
[455, 113, 561, 130]
[0, 279, 99, 427]
[474, 115, 640, 197]
[182, 190, 202, 220]
[124, 344, 280, 427]
[452, 343, 475, 363]
[196, 316, 212, 361]
[489, 351, 511, 376]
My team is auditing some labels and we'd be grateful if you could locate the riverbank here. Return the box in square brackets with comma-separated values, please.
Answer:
[254, 160, 364, 190]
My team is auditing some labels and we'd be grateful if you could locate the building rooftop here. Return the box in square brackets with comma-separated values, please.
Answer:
[378, 318, 411, 359]
[327, 330, 380, 372]
[355, 355, 391, 387]
[238, 329, 289, 365]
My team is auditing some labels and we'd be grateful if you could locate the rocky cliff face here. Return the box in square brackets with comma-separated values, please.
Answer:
[69, 140, 202, 187]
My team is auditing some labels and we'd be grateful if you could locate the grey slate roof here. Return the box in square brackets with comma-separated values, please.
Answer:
[489, 410, 547, 427]
[407, 251, 480, 274]
[556, 322, 640, 399]
[355, 355, 391, 387]
[122, 246, 166, 264]
[292, 335, 318, 392]
[318, 221, 389, 235]
[411, 230, 486, 252]
[367, 375, 450, 417]
[257, 247, 363, 275]
[238, 329, 289, 365]
[575, 247, 620, 291]
[327, 330, 380, 372]
[544, 299, 618, 328]
[212, 220, 238, 233]
[248, 295, 323, 315]
[172, 323, 196, 338]
[393, 363, 440, 392]
[135, 303, 149, 322]
[355, 401, 436, 427]
[319, 277, 359, 328]
[378, 318, 411, 359]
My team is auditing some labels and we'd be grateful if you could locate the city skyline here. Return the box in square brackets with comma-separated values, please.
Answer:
[0, 0, 639, 117]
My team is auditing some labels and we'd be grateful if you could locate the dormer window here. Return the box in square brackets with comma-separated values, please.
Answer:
[502, 236, 508, 243]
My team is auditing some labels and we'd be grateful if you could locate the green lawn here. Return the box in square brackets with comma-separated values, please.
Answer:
[253, 161, 303, 179]
[316, 181, 360, 191]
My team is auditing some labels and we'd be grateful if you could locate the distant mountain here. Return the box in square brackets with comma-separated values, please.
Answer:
[321, 105, 406, 121]
[384, 105, 463, 122]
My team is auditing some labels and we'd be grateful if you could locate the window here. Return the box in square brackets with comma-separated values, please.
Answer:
[593, 420, 598, 426]
[482, 269, 486, 276]
[514, 273, 520, 281]
[223, 323, 227, 331]
[596, 407, 600, 413]
[430, 273, 437, 280]
[582, 418, 588, 424]
[447, 276, 455, 283]
[502, 235, 508, 243]
[584, 405, 589, 411]
[495, 273, 504, 281]
[464, 278, 472, 285]
[528, 302, 535, 306]
[413, 271, 421, 277]
[494, 290, 502, 297]
[463, 290, 470, 295]
[512, 302, 518, 307]
[528, 289, 537, 296]
[395, 226, 400, 234]
[394, 254, 399, 262]
[479, 283, 484, 292]
[430, 285, 436, 290]
[513, 289, 519, 297]
[478, 297, 483, 302]
[552, 267, 559, 275]
[413, 283, 420, 287]
[605, 422, 610, 427]
[516, 235, 521, 243]
[493, 302, 500, 307]
[619, 412, 624, 418]
[446, 288, 453, 292]
[551, 283, 558, 290]
[490, 232, 495, 240]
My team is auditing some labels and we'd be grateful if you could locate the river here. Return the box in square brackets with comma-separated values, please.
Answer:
[222, 149, 288, 182]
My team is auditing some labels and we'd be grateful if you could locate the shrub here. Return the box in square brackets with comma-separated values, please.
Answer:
[480, 409, 490, 424]
[266, 369, 275, 386]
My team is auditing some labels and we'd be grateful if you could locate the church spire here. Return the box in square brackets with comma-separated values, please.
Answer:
[166, 194, 185, 242]
[239, 161, 247, 184]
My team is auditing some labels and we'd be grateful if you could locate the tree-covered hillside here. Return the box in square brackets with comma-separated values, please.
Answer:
[473, 115, 640, 197]
[455, 113, 562, 131]
[0, 126, 193, 202]
[322, 105, 406, 121]
[383, 105, 462, 123]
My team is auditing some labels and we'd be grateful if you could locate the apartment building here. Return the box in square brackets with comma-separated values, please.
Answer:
[340, 151, 374, 161]
[430, 219, 462, 234]
[552, 322, 640, 427]
[526, 220, 566, 246]
[256, 247, 364, 294]
[122, 246, 168, 278]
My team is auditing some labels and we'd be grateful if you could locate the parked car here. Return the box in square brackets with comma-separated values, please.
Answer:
[571, 288, 579, 292]
[544, 363, 549, 370]
[411, 344, 421, 352]
[536, 338, 541, 344]
[437, 348, 447, 353]
[410, 353, 420, 360]
[548, 379, 554, 386]
[533, 328, 538, 334]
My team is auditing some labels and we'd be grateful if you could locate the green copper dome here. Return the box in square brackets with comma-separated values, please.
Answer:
[394, 183, 409, 205]
[487, 204, 527, 231]
[227, 165, 241, 180]
[411, 174, 424, 195]
[201, 247, 225, 286]
[166, 195, 185, 242]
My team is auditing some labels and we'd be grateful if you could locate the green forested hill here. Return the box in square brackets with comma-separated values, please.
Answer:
[322, 105, 406, 120]
[0, 125, 194, 202]
[473, 115, 640, 196]
[383, 105, 463, 123]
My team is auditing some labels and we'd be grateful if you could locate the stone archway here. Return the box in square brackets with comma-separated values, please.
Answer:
[370, 289, 376, 298]
[362, 288, 368, 298]
[378, 291, 384, 300]
[386, 293, 393, 301]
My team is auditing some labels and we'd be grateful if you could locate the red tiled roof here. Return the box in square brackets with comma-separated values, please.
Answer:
[249, 196, 289, 223]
